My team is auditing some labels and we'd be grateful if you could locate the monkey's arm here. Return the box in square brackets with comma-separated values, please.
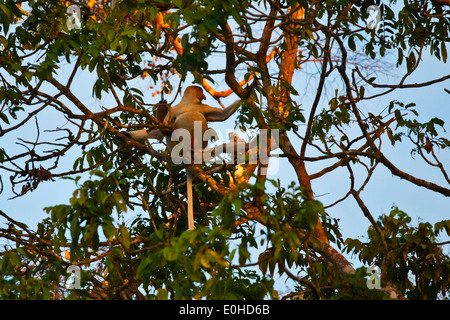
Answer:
[203, 100, 241, 122]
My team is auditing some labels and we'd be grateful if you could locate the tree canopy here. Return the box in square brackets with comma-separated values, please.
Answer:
[0, 0, 449, 300]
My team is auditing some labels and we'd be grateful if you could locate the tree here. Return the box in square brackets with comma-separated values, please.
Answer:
[0, 0, 449, 300]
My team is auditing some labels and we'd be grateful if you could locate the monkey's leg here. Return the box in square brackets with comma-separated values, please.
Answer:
[187, 170, 194, 230]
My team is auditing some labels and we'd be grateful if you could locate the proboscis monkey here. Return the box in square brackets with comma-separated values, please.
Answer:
[127, 86, 241, 230]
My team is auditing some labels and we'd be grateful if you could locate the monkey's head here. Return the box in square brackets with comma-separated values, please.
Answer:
[184, 86, 206, 104]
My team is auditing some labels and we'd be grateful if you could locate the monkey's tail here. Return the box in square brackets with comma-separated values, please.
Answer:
[187, 170, 194, 231]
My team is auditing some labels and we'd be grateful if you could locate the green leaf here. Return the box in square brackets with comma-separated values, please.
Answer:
[379, 45, 386, 57]
[238, 245, 250, 265]
[302, 200, 321, 231]
[231, 9, 243, 25]
[157, 288, 169, 300]
[200, 253, 211, 268]
[348, 35, 356, 51]
[86, 152, 94, 168]
[172, 0, 183, 8]
[394, 109, 404, 126]
[397, 48, 404, 66]
[234, 198, 242, 215]
[102, 222, 116, 239]
[207, 249, 229, 267]
[258, 249, 272, 276]
[83, 222, 98, 243]
[118, 224, 130, 249]
[0, 113, 9, 124]
[149, 6, 158, 19]
[88, 59, 97, 73]
[441, 42, 447, 63]
[280, 80, 299, 96]
[386, 127, 395, 146]
[359, 86, 365, 98]
[406, 51, 416, 73]
[434, 220, 450, 236]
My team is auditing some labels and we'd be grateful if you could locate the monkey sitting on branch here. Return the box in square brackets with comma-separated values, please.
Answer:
[125, 86, 242, 230]
[126, 85, 279, 230]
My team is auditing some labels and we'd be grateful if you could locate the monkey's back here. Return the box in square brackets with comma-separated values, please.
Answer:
[172, 111, 208, 149]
